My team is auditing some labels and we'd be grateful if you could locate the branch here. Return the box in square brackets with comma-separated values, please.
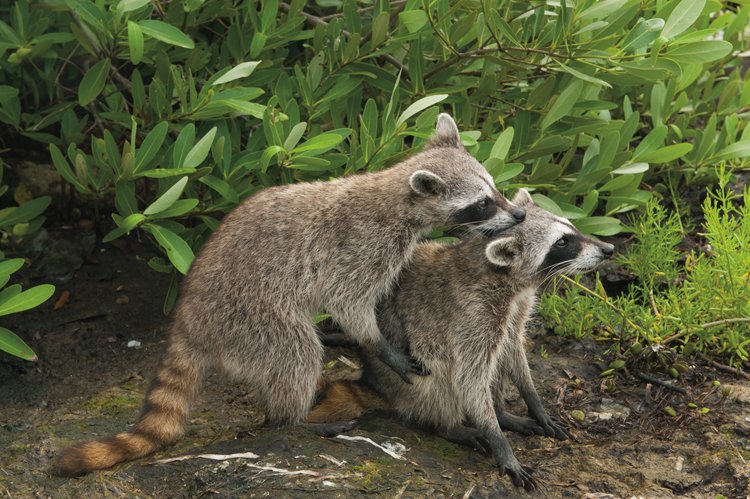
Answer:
[279, 2, 409, 79]
[636, 372, 687, 395]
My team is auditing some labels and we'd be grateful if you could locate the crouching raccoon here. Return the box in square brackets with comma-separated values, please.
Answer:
[308, 189, 614, 490]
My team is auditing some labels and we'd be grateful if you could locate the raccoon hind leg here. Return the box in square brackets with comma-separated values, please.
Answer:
[258, 319, 324, 426]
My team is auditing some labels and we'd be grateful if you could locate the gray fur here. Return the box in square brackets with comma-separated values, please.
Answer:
[362, 191, 614, 490]
[161, 114, 521, 425]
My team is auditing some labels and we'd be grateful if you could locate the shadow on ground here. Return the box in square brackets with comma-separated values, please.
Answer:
[1, 233, 748, 498]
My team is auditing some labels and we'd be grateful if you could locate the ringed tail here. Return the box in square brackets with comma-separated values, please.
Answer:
[53, 344, 201, 476]
[307, 378, 385, 423]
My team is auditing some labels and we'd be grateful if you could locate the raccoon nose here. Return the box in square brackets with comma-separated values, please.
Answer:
[512, 207, 526, 221]
[601, 243, 615, 258]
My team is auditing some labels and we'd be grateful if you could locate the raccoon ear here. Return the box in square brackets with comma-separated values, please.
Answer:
[426, 113, 463, 149]
[512, 188, 534, 207]
[410, 170, 447, 197]
[485, 236, 517, 268]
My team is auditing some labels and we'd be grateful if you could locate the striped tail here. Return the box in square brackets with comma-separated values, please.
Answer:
[54, 344, 201, 476]
[306, 378, 385, 423]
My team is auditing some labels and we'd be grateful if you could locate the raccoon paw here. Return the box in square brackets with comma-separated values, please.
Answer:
[533, 413, 569, 440]
[376, 343, 429, 384]
[498, 461, 536, 491]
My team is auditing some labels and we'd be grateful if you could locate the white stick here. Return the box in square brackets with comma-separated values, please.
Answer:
[334, 435, 406, 460]
[151, 451, 259, 464]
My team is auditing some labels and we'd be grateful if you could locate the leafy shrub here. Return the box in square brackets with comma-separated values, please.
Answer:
[540, 168, 750, 367]
[0, 0, 749, 312]
[0, 162, 55, 360]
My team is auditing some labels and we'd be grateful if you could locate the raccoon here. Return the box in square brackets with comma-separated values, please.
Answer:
[308, 190, 614, 490]
[54, 114, 526, 476]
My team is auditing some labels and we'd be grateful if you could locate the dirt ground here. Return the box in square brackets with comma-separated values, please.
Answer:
[1, 230, 749, 498]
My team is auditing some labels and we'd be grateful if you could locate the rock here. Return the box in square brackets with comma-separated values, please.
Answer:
[588, 398, 631, 421]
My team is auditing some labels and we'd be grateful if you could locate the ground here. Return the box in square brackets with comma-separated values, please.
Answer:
[1, 230, 749, 498]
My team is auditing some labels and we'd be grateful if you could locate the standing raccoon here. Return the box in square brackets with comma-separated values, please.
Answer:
[54, 114, 526, 476]
[309, 190, 614, 490]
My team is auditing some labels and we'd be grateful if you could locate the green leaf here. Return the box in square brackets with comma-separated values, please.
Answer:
[172, 124, 195, 168]
[611, 162, 649, 174]
[78, 57, 110, 106]
[0, 327, 37, 361]
[0, 196, 50, 228]
[149, 199, 199, 219]
[284, 122, 307, 151]
[621, 18, 664, 53]
[396, 95, 448, 126]
[0, 85, 19, 104]
[371, 11, 389, 47]
[661, 0, 707, 40]
[665, 41, 733, 64]
[710, 141, 750, 162]
[293, 131, 348, 154]
[144, 176, 188, 215]
[578, 0, 628, 20]
[541, 80, 583, 130]
[632, 125, 667, 160]
[199, 175, 239, 203]
[0, 258, 24, 277]
[139, 167, 197, 178]
[212, 61, 261, 86]
[138, 20, 194, 49]
[490, 127, 514, 160]
[127, 21, 144, 65]
[556, 62, 611, 88]
[574, 216, 623, 236]
[531, 194, 563, 216]
[117, 0, 150, 12]
[0, 284, 55, 317]
[43, 137, 75, 180]
[494, 163, 524, 183]
[135, 121, 168, 172]
[638, 143, 693, 163]
[399, 10, 428, 33]
[183, 127, 217, 168]
[144, 224, 195, 274]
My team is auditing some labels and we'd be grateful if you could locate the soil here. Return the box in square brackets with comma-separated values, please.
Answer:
[1, 230, 749, 498]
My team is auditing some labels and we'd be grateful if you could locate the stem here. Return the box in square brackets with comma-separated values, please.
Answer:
[558, 274, 643, 334]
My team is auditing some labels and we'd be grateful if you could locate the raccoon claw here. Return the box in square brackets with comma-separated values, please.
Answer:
[376, 342, 428, 384]
[497, 412, 546, 437]
[500, 462, 536, 491]
[533, 412, 569, 440]
[408, 357, 430, 376]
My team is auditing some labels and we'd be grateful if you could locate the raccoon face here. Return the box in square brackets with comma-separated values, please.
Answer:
[409, 114, 525, 230]
[484, 189, 614, 282]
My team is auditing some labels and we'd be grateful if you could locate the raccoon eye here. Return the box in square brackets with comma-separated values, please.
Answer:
[555, 237, 568, 247]
[477, 198, 488, 210]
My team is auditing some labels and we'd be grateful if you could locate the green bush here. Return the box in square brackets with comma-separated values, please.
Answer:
[0, 162, 55, 360]
[540, 168, 750, 367]
[0, 0, 749, 313]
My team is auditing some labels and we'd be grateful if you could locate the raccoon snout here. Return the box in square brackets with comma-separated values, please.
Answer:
[601, 243, 615, 258]
[512, 207, 526, 221]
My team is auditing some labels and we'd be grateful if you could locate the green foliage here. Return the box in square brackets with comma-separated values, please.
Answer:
[540, 169, 750, 367]
[0, 0, 749, 310]
[0, 162, 55, 360]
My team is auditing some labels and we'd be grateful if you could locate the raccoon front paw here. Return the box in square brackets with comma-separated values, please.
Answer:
[533, 412, 569, 440]
[498, 459, 536, 491]
[376, 343, 429, 384]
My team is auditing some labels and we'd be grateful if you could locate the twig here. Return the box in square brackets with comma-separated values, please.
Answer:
[334, 435, 406, 460]
[319, 0, 408, 21]
[636, 372, 687, 395]
[279, 2, 409, 78]
[151, 451, 259, 464]
[698, 353, 750, 381]
[69, 12, 132, 91]
[663, 317, 750, 345]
